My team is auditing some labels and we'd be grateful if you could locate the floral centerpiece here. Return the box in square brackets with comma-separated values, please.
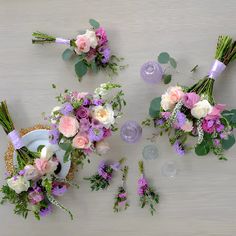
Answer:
[144, 35, 236, 160]
[48, 82, 126, 166]
[0, 101, 77, 219]
[32, 19, 126, 81]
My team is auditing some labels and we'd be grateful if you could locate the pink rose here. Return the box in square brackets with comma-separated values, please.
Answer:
[34, 159, 58, 176]
[58, 116, 79, 138]
[75, 35, 91, 54]
[76, 106, 90, 119]
[181, 119, 193, 132]
[77, 92, 89, 100]
[205, 104, 226, 120]
[168, 86, 184, 104]
[28, 187, 44, 205]
[72, 134, 90, 149]
[183, 92, 200, 109]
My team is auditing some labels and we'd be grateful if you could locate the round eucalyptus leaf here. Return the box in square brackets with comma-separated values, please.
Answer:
[169, 57, 177, 68]
[89, 19, 100, 29]
[221, 134, 235, 150]
[62, 48, 74, 61]
[75, 60, 87, 79]
[149, 97, 161, 118]
[158, 52, 170, 64]
[195, 142, 210, 156]
[163, 74, 172, 84]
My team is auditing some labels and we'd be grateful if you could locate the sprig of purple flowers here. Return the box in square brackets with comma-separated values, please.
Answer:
[113, 166, 129, 212]
[84, 158, 125, 191]
[138, 161, 159, 215]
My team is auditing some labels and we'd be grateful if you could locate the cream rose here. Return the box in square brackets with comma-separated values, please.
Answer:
[92, 104, 115, 128]
[40, 146, 54, 160]
[7, 176, 30, 194]
[161, 93, 173, 111]
[96, 140, 110, 155]
[181, 119, 193, 132]
[84, 30, 98, 49]
[191, 100, 213, 119]
[23, 165, 40, 181]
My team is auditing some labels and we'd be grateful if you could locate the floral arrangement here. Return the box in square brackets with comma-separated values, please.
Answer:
[48, 82, 126, 167]
[144, 35, 236, 160]
[84, 158, 124, 191]
[32, 19, 126, 81]
[113, 165, 129, 212]
[0, 101, 77, 219]
[138, 161, 159, 215]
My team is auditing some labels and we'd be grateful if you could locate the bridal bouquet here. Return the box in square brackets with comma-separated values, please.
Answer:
[145, 35, 236, 160]
[32, 19, 126, 81]
[0, 101, 76, 219]
[48, 83, 126, 166]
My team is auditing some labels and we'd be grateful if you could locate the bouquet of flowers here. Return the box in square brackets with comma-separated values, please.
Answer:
[48, 82, 126, 166]
[0, 101, 77, 219]
[32, 19, 126, 81]
[137, 161, 159, 215]
[84, 158, 124, 191]
[113, 165, 129, 212]
[145, 35, 236, 160]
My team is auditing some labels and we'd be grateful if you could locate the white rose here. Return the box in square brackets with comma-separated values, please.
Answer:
[96, 140, 110, 155]
[51, 106, 61, 124]
[181, 119, 193, 132]
[23, 165, 39, 181]
[161, 93, 173, 111]
[84, 30, 98, 49]
[40, 146, 54, 160]
[92, 104, 115, 128]
[7, 176, 30, 194]
[191, 100, 213, 119]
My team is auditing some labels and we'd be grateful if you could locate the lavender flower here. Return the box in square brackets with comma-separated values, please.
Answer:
[79, 118, 91, 132]
[39, 204, 53, 217]
[175, 111, 186, 129]
[100, 47, 111, 64]
[49, 126, 60, 144]
[173, 141, 185, 156]
[76, 106, 90, 119]
[110, 162, 121, 171]
[52, 183, 68, 197]
[98, 161, 112, 180]
[93, 98, 104, 106]
[60, 102, 74, 115]
[89, 127, 104, 142]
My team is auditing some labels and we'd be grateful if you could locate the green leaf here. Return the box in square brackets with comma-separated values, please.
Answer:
[195, 141, 210, 156]
[52, 84, 56, 89]
[169, 57, 177, 68]
[59, 142, 71, 151]
[62, 48, 74, 61]
[158, 52, 170, 64]
[91, 60, 98, 73]
[221, 134, 235, 150]
[75, 60, 87, 79]
[89, 19, 100, 29]
[149, 97, 161, 118]
[163, 74, 172, 84]
[37, 145, 45, 153]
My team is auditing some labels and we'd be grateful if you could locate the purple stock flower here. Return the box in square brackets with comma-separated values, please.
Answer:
[175, 111, 186, 129]
[79, 118, 91, 132]
[52, 182, 68, 197]
[137, 176, 148, 196]
[173, 141, 185, 156]
[110, 162, 120, 171]
[28, 187, 44, 205]
[118, 192, 127, 199]
[98, 160, 112, 180]
[49, 126, 60, 144]
[39, 204, 53, 217]
[93, 98, 104, 106]
[91, 118, 102, 128]
[18, 169, 25, 176]
[101, 47, 111, 64]
[89, 127, 104, 142]
[60, 102, 74, 115]
[96, 27, 108, 46]
[83, 98, 91, 106]
[155, 119, 164, 126]
[76, 106, 90, 119]
[214, 139, 221, 146]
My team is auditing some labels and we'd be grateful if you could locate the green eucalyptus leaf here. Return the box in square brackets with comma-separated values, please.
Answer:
[91, 60, 98, 73]
[169, 57, 177, 68]
[89, 19, 100, 29]
[221, 134, 235, 150]
[62, 48, 74, 61]
[158, 52, 170, 64]
[59, 142, 71, 151]
[163, 74, 172, 84]
[75, 60, 87, 79]
[149, 97, 161, 118]
[195, 141, 210, 156]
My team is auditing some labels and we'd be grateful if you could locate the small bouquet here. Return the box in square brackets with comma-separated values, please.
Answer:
[137, 161, 159, 215]
[48, 82, 126, 166]
[113, 166, 129, 212]
[84, 158, 124, 191]
[0, 101, 76, 219]
[145, 35, 236, 160]
[32, 19, 126, 81]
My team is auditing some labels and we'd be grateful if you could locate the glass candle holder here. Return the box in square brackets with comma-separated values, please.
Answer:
[120, 121, 142, 144]
[140, 61, 163, 84]
[161, 161, 177, 177]
[142, 144, 159, 160]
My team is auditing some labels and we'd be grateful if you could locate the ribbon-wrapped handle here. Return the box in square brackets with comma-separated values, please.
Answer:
[55, 38, 70, 45]
[8, 130, 24, 150]
[208, 60, 226, 80]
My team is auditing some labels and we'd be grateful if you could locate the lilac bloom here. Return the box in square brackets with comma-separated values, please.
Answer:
[93, 99, 104, 106]
[79, 118, 91, 132]
[60, 102, 74, 115]
[110, 162, 120, 171]
[89, 127, 104, 142]
[173, 141, 185, 156]
[118, 192, 127, 198]
[98, 161, 112, 180]
[49, 126, 60, 144]
[155, 119, 164, 126]
[175, 111, 186, 129]
[52, 183, 68, 197]
[76, 106, 90, 119]
[39, 204, 53, 217]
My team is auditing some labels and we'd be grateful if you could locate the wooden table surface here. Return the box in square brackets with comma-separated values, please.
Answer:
[1, 0, 236, 235]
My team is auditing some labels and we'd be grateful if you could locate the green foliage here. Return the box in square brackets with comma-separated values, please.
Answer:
[221, 134, 235, 150]
[191, 65, 198, 72]
[113, 187, 129, 213]
[89, 19, 100, 29]
[158, 52, 170, 64]
[74, 60, 88, 80]
[149, 97, 161, 118]
[37, 145, 45, 153]
[222, 109, 236, 127]
[163, 74, 172, 84]
[169, 57, 177, 68]
[62, 48, 74, 61]
[139, 187, 159, 216]
[84, 174, 110, 191]
[195, 141, 210, 156]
